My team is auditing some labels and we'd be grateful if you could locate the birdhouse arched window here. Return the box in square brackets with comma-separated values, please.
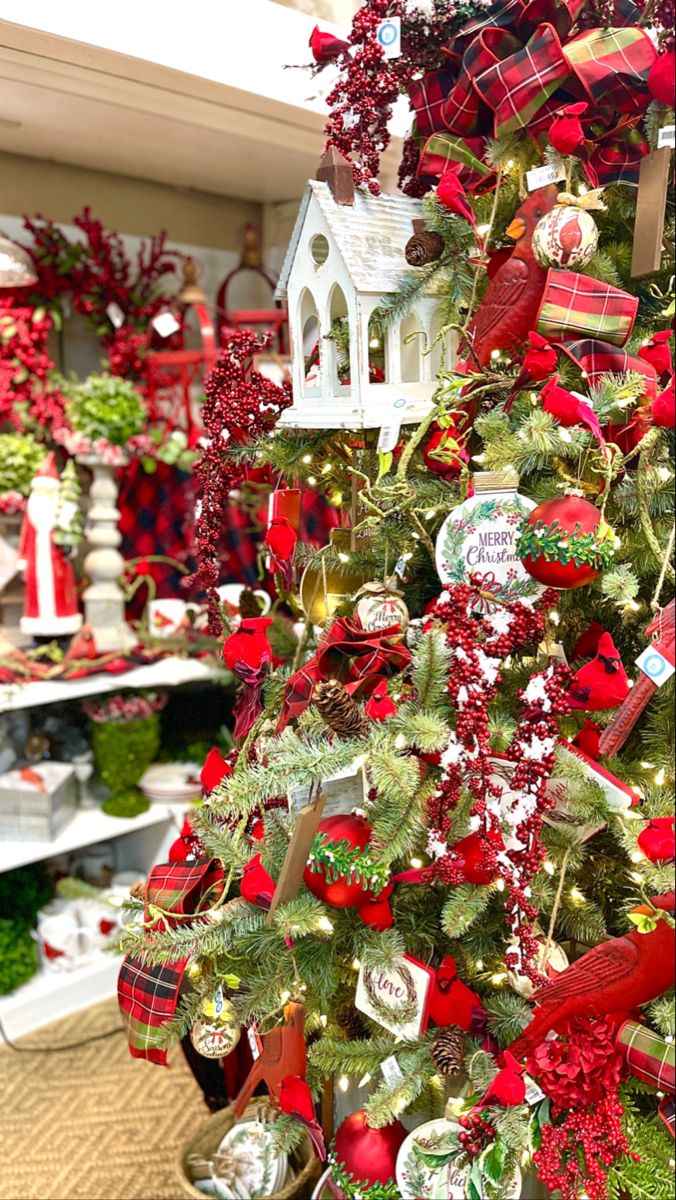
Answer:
[400, 311, 423, 384]
[367, 307, 387, 384]
[328, 283, 350, 395]
[299, 288, 321, 393]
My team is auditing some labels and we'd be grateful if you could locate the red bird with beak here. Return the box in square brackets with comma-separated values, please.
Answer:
[464, 185, 559, 368]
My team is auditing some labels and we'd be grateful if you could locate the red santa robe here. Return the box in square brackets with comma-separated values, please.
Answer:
[18, 454, 82, 636]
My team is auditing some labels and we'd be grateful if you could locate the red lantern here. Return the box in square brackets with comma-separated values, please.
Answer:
[303, 814, 373, 908]
[518, 494, 607, 590]
[333, 1110, 407, 1189]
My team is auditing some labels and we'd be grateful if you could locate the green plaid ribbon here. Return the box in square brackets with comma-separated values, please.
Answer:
[617, 1019, 676, 1093]
[537, 269, 638, 347]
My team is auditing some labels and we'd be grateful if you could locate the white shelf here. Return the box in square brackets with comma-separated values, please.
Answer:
[0, 655, 222, 713]
[0, 801, 180, 873]
[0, 953, 122, 1040]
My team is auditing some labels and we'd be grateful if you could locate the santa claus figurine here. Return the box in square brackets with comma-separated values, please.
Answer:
[18, 454, 82, 638]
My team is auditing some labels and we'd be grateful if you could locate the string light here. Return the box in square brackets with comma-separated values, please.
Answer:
[490, 349, 502, 362]
[495, 878, 506, 892]
[338, 551, 351, 563]
[476, 959, 484, 971]
[318, 916, 334, 933]
[320, 1014, 328, 1028]
[352, 957, 361, 971]
[308, 476, 317, 486]
[394, 733, 407, 750]
[543, 860, 556, 876]
[358, 1072, 372, 1087]
[655, 768, 666, 786]
[425, 509, 437, 520]
[630, 871, 644, 884]
[559, 429, 572, 443]
[548, 610, 560, 625]
[630, 850, 645, 864]
[570, 887, 585, 904]
[491, 972, 508, 985]
[477, 223, 491, 236]
[338, 1075, 350, 1093]
[280, 989, 291, 1003]
[322, 462, 333, 474]
[302, 453, 312, 464]
[410, 857, 423, 869]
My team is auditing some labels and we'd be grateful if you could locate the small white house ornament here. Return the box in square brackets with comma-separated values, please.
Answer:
[275, 179, 451, 429]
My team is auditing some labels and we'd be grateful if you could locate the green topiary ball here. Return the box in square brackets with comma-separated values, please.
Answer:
[0, 919, 39, 995]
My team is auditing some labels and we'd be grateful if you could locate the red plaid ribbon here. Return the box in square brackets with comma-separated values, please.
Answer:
[277, 617, 411, 731]
[408, 0, 655, 190]
[537, 269, 638, 347]
[556, 338, 658, 402]
[617, 1019, 676, 1094]
[660, 1096, 675, 1138]
[117, 859, 225, 1063]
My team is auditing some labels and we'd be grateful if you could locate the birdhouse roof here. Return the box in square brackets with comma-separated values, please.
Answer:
[275, 180, 426, 299]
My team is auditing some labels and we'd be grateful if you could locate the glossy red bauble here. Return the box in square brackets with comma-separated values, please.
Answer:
[303, 814, 373, 908]
[520, 495, 604, 590]
[454, 832, 500, 885]
[333, 1110, 407, 1187]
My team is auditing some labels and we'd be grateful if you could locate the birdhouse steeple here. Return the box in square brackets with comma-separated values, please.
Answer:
[316, 146, 355, 206]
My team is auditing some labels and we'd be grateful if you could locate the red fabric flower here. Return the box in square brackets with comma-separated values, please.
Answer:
[223, 617, 274, 673]
[528, 1015, 625, 1110]
[309, 25, 350, 63]
[638, 816, 676, 863]
[638, 330, 673, 380]
[436, 169, 476, 226]
[200, 747, 232, 792]
[549, 102, 587, 156]
[364, 681, 398, 722]
[648, 49, 676, 108]
[652, 380, 675, 429]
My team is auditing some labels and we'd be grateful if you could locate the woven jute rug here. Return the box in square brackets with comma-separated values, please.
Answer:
[0, 998, 208, 1200]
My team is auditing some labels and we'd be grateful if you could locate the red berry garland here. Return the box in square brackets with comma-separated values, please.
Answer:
[187, 331, 291, 633]
[534, 1093, 635, 1200]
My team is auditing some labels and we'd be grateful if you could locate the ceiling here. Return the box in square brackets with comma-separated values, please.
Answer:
[0, 21, 390, 204]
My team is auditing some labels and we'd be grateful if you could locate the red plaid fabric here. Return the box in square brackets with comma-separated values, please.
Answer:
[118, 460, 195, 616]
[409, 69, 457, 137]
[143, 858, 225, 929]
[537, 269, 638, 347]
[474, 22, 569, 138]
[418, 133, 495, 190]
[583, 125, 649, 188]
[566, 26, 655, 118]
[443, 28, 521, 136]
[617, 1020, 676, 1093]
[278, 617, 411, 731]
[118, 955, 189, 1065]
[660, 1096, 675, 1138]
[557, 338, 658, 401]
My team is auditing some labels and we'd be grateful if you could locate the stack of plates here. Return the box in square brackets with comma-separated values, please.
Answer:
[211, 1121, 290, 1199]
[139, 762, 202, 805]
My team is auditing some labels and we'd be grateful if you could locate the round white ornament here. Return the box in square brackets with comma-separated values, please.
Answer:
[435, 472, 543, 607]
[532, 203, 599, 269]
[396, 1118, 522, 1200]
[354, 580, 409, 633]
[190, 986, 241, 1059]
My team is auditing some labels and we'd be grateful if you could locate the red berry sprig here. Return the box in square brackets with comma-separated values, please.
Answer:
[534, 1092, 635, 1200]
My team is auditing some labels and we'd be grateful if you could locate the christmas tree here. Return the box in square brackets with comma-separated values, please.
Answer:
[118, 4, 675, 1198]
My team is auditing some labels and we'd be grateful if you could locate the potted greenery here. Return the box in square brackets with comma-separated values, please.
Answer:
[83, 690, 167, 816]
[0, 431, 46, 517]
[62, 372, 145, 460]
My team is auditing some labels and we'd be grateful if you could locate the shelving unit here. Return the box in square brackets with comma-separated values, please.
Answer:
[0, 954, 123, 1040]
[0, 655, 222, 713]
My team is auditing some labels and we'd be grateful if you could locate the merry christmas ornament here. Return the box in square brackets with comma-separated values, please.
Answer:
[517, 494, 615, 590]
[189, 986, 241, 1058]
[332, 1110, 407, 1195]
[532, 191, 604, 270]
[436, 471, 542, 607]
[354, 579, 409, 634]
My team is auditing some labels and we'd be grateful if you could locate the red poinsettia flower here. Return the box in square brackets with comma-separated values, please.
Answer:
[309, 25, 350, 63]
[200, 747, 232, 792]
[549, 102, 587, 155]
[223, 617, 274, 673]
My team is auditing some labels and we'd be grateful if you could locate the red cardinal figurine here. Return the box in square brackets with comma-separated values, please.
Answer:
[429, 955, 484, 1031]
[309, 25, 350, 63]
[652, 380, 675, 429]
[234, 1002, 307, 1116]
[479, 1051, 526, 1108]
[568, 632, 629, 711]
[436, 169, 476, 226]
[549, 102, 588, 156]
[540, 375, 606, 451]
[504, 331, 558, 409]
[509, 895, 676, 1062]
[464, 185, 559, 367]
[638, 817, 676, 863]
[279, 1075, 327, 1158]
[638, 331, 673, 381]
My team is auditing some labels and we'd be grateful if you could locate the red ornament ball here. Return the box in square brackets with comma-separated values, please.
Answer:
[454, 832, 500, 885]
[518, 494, 606, 590]
[303, 814, 373, 908]
[333, 1110, 407, 1188]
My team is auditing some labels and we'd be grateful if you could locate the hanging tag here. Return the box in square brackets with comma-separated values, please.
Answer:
[523, 1074, 546, 1106]
[378, 397, 407, 454]
[381, 1055, 404, 1085]
[394, 554, 408, 580]
[376, 16, 401, 58]
[526, 163, 565, 192]
[152, 310, 181, 338]
[635, 645, 675, 686]
[106, 302, 125, 329]
[247, 1024, 263, 1060]
[658, 125, 675, 150]
[213, 984, 224, 1016]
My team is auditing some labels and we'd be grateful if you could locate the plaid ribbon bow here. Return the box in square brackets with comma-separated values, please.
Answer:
[118, 859, 225, 1064]
[411, 0, 654, 191]
[537, 270, 638, 348]
[617, 1020, 676, 1095]
[277, 617, 411, 731]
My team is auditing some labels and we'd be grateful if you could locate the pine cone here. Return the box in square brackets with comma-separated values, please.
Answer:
[405, 226, 443, 266]
[313, 679, 370, 739]
[336, 1003, 370, 1041]
[238, 588, 265, 618]
[431, 1025, 467, 1077]
[130, 881, 146, 901]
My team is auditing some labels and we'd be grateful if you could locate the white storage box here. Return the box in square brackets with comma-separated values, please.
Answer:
[0, 761, 77, 840]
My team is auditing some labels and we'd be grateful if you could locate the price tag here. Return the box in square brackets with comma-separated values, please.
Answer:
[635, 645, 675, 686]
[152, 310, 181, 338]
[247, 1024, 263, 1060]
[658, 125, 675, 150]
[394, 555, 408, 580]
[523, 1074, 546, 1105]
[106, 302, 125, 329]
[213, 985, 224, 1017]
[526, 163, 565, 192]
[376, 16, 401, 59]
[378, 397, 407, 454]
[381, 1055, 404, 1085]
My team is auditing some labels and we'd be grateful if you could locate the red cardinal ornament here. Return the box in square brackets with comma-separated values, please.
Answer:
[652, 380, 675, 429]
[480, 1051, 526, 1108]
[429, 955, 484, 1031]
[540, 375, 605, 450]
[333, 1110, 407, 1189]
[638, 817, 676, 863]
[509, 896, 676, 1061]
[279, 1075, 326, 1159]
[358, 883, 394, 931]
[436, 168, 476, 225]
[573, 620, 605, 660]
[234, 1002, 307, 1116]
[201, 747, 232, 792]
[505, 331, 558, 409]
[572, 718, 602, 759]
[364, 681, 398, 722]
[568, 631, 629, 711]
[223, 617, 273, 673]
[309, 25, 350, 63]
[265, 516, 297, 588]
[454, 832, 501, 885]
[638, 331, 673, 381]
[648, 49, 676, 108]
[241, 853, 276, 909]
[549, 102, 587, 156]
[464, 185, 559, 367]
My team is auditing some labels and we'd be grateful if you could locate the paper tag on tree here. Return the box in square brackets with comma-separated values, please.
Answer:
[381, 1055, 404, 1085]
[523, 1074, 546, 1105]
[378, 397, 407, 454]
[376, 16, 401, 58]
[152, 310, 181, 338]
[658, 125, 675, 149]
[106, 302, 125, 329]
[635, 645, 675, 686]
[247, 1024, 263, 1060]
[355, 954, 433, 1040]
[526, 163, 565, 192]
